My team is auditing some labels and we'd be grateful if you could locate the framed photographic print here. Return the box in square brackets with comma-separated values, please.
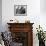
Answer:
[14, 5, 27, 16]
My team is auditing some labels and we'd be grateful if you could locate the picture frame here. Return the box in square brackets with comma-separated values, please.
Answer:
[14, 5, 27, 16]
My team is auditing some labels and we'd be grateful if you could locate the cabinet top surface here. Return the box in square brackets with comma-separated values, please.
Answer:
[7, 23, 34, 25]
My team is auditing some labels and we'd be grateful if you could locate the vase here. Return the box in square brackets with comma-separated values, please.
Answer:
[39, 40, 45, 46]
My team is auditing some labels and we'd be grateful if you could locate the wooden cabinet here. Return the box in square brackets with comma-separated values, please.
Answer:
[7, 23, 34, 46]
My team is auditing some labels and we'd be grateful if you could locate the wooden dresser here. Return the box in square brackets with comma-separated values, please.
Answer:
[7, 23, 34, 46]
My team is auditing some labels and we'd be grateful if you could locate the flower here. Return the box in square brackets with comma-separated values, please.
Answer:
[36, 25, 45, 41]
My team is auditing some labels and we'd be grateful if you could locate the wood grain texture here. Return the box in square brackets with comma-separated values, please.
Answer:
[7, 23, 34, 46]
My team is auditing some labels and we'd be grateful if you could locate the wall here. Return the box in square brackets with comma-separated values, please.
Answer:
[2, 0, 40, 46]
[2, 0, 40, 30]
[40, 0, 46, 31]
[40, 0, 46, 13]
[0, 0, 2, 32]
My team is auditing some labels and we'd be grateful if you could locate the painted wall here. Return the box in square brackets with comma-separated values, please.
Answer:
[40, 0, 46, 31]
[40, 0, 46, 13]
[2, 0, 40, 30]
[0, 0, 2, 32]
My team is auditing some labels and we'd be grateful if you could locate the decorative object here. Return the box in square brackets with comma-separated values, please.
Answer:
[36, 25, 45, 46]
[14, 5, 27, 16]
[8, 19, 19, 23]
[25, 20, 30, 23]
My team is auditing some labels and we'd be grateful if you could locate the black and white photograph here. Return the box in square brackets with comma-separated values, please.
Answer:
[14, 5, 27, 16]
